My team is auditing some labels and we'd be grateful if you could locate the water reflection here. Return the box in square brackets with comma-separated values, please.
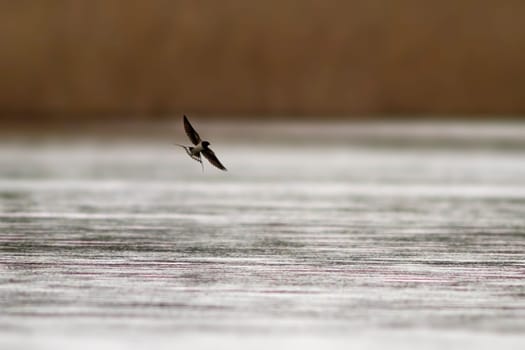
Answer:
[1, 125, 525, 349]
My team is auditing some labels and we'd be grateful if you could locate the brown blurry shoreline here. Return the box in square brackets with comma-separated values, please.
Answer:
[2, 1, 525, 119]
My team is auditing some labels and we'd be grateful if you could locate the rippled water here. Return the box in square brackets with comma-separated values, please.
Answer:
[1, 122, 525, 349]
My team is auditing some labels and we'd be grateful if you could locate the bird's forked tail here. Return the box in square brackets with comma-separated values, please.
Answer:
[174, 143, 204, 172]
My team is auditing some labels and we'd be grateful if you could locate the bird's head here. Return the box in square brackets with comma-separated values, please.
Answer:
[202, 141, 211, 148]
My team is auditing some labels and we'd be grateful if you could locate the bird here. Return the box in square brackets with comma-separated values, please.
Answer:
[175, 115, 227, 172]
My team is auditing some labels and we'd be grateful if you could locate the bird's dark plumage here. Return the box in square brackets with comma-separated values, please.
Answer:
[180, 115, 227, 171]
[202, 148, 227, 171]
[184, 115, 201, 145]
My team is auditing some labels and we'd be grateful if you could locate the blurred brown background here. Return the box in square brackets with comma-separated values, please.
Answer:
[1, 0, 525, 120]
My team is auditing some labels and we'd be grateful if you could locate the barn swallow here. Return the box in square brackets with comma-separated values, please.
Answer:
[175, 115, 227, 172]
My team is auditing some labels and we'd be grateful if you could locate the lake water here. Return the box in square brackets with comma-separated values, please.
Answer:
[1, 122, 525, 349]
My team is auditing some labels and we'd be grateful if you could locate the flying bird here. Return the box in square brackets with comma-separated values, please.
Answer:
[175, 115, 227, 172]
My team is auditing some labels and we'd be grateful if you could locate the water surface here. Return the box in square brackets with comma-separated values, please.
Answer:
[1, 122, 525, 349]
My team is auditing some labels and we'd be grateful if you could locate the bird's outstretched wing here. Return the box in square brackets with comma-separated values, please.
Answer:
[183, 115, 201, 145]
[202, 148, 227, 171]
